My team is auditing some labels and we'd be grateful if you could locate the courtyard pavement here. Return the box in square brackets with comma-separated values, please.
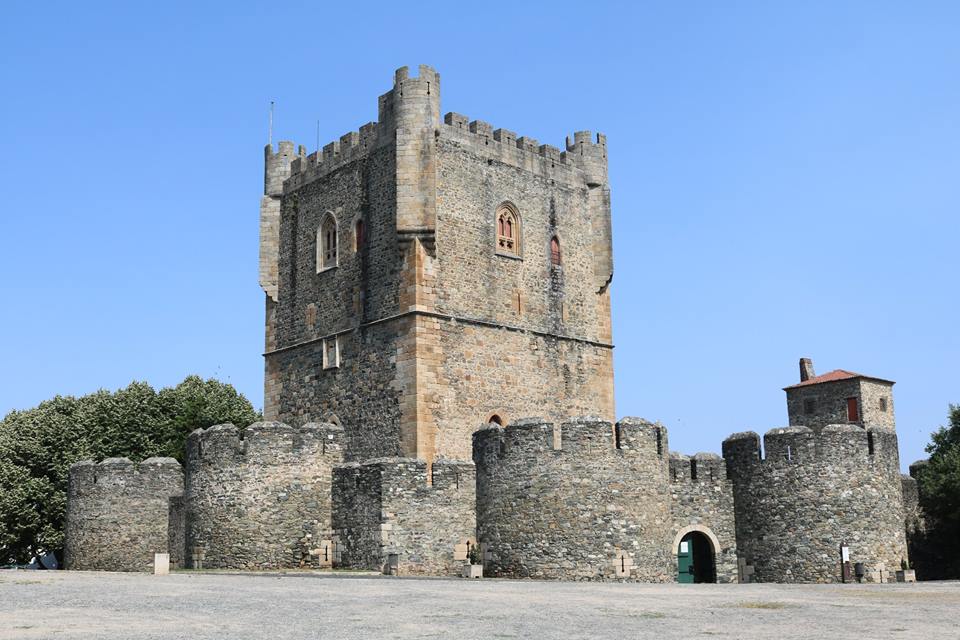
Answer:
[0, 570, 956, 639]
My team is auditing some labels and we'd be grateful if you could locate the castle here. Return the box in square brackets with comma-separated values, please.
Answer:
[64, 65, 912, 584]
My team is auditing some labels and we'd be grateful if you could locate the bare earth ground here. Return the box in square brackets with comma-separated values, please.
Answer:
[0, 571, 957, 639]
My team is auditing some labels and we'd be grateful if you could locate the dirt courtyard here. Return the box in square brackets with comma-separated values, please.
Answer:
[1, 570, 956, 639]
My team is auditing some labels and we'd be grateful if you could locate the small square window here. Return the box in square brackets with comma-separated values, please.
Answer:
[803, 398, 816, 415]
[322, 337, 340, 370]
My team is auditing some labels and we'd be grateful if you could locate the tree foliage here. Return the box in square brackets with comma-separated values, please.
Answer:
[0, 376, 259, 563]
[914, 404, 960, 578]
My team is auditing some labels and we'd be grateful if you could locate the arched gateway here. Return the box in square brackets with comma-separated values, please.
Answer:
[673, 525, 719, 583]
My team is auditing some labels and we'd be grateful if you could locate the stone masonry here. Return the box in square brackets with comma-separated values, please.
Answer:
[332, 458, 476, 575]
[668, 453, 738, 583]
[64, 457, 183, 572]
[474, 417, 674, 581]
[260, 65, 613, 466]
[64, 66, 916, 585]
[184, 421, 344, 569]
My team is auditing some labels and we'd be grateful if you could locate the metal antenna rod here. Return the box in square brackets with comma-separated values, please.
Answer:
[316, 119, 320, 154]
[268, 101, 274, 146]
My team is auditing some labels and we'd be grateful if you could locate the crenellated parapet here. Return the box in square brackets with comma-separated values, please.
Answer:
[440, 111, 608, 189]
[332, 457, 475, 576]
[185, 420, 344, 467]
[65, 457, 183, 572]
[669, 452, 727, 484]
[722, 424, 907, 583]
[474, 416, 673, 582]
[184, 421, 344, 570]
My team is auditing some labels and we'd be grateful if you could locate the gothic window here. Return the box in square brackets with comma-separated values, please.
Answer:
[317, 213, 338, 272]
[495, 203, 520, 256]
[550, 236, 561, 266]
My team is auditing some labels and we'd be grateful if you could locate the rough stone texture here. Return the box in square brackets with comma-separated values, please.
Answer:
[332, 457, 475, 575]
[184, 421, 344, 569]
[723, 424, 908, 583]
[474, 417, 674, 581]
[260, 64, 614, 465]
[64, 457, 184, 572]
[668, 452, 738, 583]
[786, 377, 895, 432]
[167, 495, 186, 569]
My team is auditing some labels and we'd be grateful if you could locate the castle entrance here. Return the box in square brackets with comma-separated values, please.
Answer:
[676, 531, 716, 583]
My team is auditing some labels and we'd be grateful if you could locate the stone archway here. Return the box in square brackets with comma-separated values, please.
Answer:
[672, 525, 720, 584]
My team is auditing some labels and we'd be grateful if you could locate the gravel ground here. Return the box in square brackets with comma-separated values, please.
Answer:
[0, 570, 957, 639]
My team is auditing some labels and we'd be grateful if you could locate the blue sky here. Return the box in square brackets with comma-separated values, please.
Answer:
[1, 1, 957, 469]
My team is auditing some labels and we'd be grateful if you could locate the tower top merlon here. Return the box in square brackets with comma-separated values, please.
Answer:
[564, 130, 608, 187]
[264, 141, 305, 197]
[377, 64, 441, 130]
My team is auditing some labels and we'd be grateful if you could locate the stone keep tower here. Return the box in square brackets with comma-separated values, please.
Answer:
[258, 65, 614, 465]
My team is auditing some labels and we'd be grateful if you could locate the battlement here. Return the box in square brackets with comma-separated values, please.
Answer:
[722, 424, 900, 472]
[669, 452, 727, 483]
[285, 121, 383, 189]
[440, 111, 607, 187]
[69, 456, 182, 485]
[473, 416, 666, 468]
[186, 421, 344, 466]
[334, 457, 474, 493]
[265, 141, 305, 196]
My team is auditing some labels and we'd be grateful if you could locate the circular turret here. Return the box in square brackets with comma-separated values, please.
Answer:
[722, 424, 907, 583]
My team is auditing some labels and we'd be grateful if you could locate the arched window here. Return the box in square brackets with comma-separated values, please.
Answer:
[496, 203, 520, 256]
[550, 236, 561, 266]
[354, 219, 365, 252]
[489, 414, 503, 426]
[317, 213, 338, 272]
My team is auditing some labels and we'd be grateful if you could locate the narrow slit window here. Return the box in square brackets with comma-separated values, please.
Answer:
[550, 236, 561, 266]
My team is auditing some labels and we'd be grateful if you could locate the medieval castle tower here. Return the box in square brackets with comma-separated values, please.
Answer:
[258, 65, 614, 465]
[64, 65, 911, 584]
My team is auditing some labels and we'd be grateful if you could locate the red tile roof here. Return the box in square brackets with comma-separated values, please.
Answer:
[784, 369, 895, 390]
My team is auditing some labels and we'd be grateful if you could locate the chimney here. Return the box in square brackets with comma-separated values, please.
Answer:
[799, 358, 815, 382]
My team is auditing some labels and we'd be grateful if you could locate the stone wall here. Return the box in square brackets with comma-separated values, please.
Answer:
[65, 457, 183, 572]
[184, 421, 343, 569]
[723, 424, 907, 583]
[332, 458, 475, 576]
[474, 417, 673, 581]
[261, 65, 615, 465]
[669, 453, 738, 583]
[786, 379, 895, 431]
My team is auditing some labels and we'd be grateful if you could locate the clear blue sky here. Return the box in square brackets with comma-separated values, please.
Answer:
[1, 1, 957, 470]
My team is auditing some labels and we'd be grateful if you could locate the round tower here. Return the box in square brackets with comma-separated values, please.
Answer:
[474, 416, 673, 581]
[723, 423, 907, 583]
[184, 421, 344, 569]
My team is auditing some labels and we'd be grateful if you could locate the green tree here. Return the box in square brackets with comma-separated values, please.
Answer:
[914, 404, 960, 579]
[0, 376, 259, 564]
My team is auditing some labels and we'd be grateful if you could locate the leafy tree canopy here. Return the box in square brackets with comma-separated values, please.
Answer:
[914, 404, 960, 578]
[0, 376, 259, 563]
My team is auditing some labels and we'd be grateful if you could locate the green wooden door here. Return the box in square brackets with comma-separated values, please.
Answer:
[677, 537, 694, 583]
